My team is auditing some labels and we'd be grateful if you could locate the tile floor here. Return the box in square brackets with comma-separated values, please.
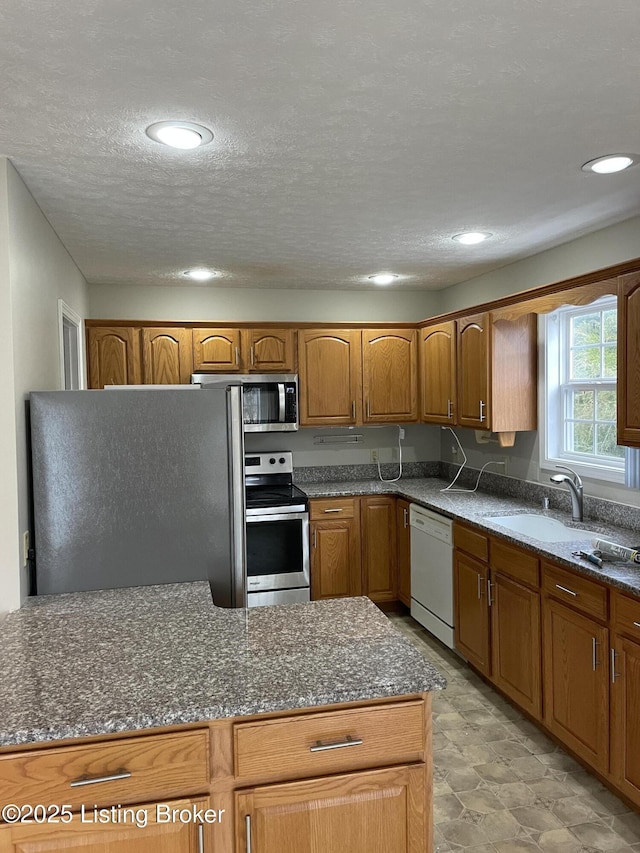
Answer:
[388, 612, 640, 853]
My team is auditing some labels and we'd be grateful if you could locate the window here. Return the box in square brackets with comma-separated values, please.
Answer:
[543, 296, 625, 482]
[57, 300, 85, 390]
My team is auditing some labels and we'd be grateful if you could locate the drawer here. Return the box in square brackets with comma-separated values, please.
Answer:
[234, 700, 425, 781]
[542, 562, 608, 621]
[310, 497, 358, 520]
[613, 590, 640, 639]
[454, 522, 489, 563]
[491, 538, 540, 588]
[0, 729, 209, 810]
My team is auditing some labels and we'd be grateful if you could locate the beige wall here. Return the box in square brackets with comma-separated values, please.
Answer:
[88, 282, 439, 323]
[0, 160, 88, 614]
[438, 215, 640, 314]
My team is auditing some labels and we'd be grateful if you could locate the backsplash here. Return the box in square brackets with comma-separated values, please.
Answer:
[293, 461, 439, 483]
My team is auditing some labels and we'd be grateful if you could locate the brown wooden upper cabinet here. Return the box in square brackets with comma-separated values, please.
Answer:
[193, 327, 243, 372]
[419, 321, 456, 424]
[298, 329, 363, 426]
[87, 326, 141, 388]
[245, 328, 296, 372]
[362, 329, 418, 423]
[454, 313, 537, 438]
[298, 328, 417, 426]
[617, 272, 640, 446]
[142, 327, 193, 384]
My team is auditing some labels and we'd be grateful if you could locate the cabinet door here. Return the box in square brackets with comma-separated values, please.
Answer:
[610, 635, 640, 808]
[0, 797, 211, 853]
[542, 598, 609, 773]
[87, 327, 141, 388]
[311, 518, 361, 600]
[246, 328, 296, 372]
[298, 330, 362, 426]
[419, 322, 456, 424]
[193, 327, 242, 372]
[491, 572, 542, 719]
[361, 497, 397, 602]
[617, 272, 640, 445]
[362, 329, 418, 423]
[396, 499, 411, 607]
[236, 764, 427, 853]
[453, 550, 490, 676]
[142, 328, 193, 384]
[456, 313, 491, 429]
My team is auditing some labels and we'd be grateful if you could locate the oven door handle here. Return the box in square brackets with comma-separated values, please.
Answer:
[278, 383, 286, 422]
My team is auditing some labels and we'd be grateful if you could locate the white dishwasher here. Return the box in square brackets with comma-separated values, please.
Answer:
[409, 504, 455, 649]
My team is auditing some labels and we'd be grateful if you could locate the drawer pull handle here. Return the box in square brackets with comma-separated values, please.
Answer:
[324, 508, 343, 513]
[555, 584, 577, 597]
[309, 735, 363, 753]
[634, 621, 640, 629]
[70, 769, 131, 787]
[245, 815, 252, 853]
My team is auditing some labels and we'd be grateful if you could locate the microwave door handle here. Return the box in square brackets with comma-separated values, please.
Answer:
[278, 383, 286, 422]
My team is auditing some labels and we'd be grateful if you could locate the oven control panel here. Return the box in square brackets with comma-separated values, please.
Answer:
[244, 451, 293, 475]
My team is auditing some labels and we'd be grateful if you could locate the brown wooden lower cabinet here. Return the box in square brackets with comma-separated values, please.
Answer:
[542, 598, 610, 774]
[453, 549, 491, 677]
[490, 571, 542, 718]
[236, 764, 427, 853]
[360, 496, 397, 603]
[309, 496, 398, 603]
[396, 499, 411, 607]
[0, 796, 211, 853]
[610, 634, 640, 804]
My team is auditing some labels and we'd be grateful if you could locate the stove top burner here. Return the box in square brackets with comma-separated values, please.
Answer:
[245, 483, 308, 510]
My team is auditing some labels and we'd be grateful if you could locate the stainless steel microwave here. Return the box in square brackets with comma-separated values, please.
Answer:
[192, 374, 298, 432]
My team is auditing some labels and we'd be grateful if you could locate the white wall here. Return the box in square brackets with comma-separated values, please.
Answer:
[88, 282, 439, 323]
[438, 215, 640, 314]
[1, 160, 88, 614]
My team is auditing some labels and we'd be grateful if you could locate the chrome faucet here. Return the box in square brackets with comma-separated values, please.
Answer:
[549, 465, 584, 522]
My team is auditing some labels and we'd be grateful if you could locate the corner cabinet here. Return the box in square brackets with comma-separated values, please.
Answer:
[362, 329, 418, 423]
[617, 272, 640, 445]
[87, 326, 142, 388]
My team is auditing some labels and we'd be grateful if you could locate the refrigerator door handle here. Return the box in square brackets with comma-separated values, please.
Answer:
[228, 385, 247, 607]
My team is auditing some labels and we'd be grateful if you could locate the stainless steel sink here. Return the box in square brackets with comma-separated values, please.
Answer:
[485, 514, 599, 543]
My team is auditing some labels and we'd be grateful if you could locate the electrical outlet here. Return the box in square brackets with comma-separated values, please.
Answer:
[451, 445, 458, 456]
[370, 449, 379, 463]
[497, 456, 509, 474]
[22, 531, 30, 568]
[391, 447, 399, 461]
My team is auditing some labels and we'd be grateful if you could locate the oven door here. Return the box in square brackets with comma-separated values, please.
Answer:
[245, 511, 309, 592]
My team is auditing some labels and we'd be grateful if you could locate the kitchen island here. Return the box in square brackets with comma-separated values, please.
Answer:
[0, 583, 445, 853]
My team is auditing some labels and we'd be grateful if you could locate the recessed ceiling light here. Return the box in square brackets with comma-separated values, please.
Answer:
[452, 231, 492, 245]
[368, 273, 399, 285]
[581, 154, 637, 174]
[146, 121, 213, 150]
[184, 268, 218, 281]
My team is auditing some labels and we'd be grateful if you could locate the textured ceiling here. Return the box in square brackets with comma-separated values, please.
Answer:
[1, 0, 640, 291]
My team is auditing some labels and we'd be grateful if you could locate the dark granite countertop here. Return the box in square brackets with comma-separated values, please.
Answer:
[0, 583, 445, 749]
[302, 478, 640, 597]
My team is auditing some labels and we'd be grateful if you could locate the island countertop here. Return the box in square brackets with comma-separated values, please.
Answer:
[0, 582, 445, 749]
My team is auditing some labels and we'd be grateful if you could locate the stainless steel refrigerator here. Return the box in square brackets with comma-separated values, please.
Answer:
[29, 387, 246, 605]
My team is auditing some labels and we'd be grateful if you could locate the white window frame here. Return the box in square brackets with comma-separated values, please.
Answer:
[540, 296, 624, 484]
[57, 299, 86, 390]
